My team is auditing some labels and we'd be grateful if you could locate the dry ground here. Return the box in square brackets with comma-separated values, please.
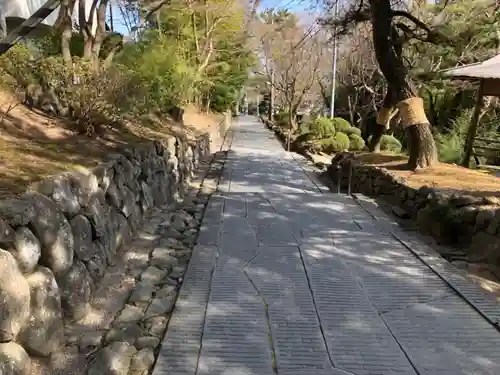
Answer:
[352, 152, 500, 300]
[355, 152, 500, 196]
[0, 90, 223, 198]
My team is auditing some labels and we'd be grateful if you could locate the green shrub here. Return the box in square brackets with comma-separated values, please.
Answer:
[294, 132, 316, 143]
[334, 132, 350, 151]
[320, 132, 350, 154]
[436, 108, 471, 164]
[349, 134, 365, 151]
[437, 130, 463, 164]
[117, 35, 197, 111]
[0, 44, 33, 84]
[344, 126, 362, 137]
[331, 117, 351, 133]
[0, 44, 33, 102]
[275, 111, 289, 126]
[0, 50, 131, 133]
[380, 134, 403, 153]
[310, 116, 336, 138]
[319, 137, 336, 154]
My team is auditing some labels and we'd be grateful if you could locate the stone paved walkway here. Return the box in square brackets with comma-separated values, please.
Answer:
[152, 116, 500, 375]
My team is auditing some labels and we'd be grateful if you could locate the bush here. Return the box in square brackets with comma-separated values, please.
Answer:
[380, 134, 402, 153]
[334, 132, 350, 151]
[436, 109, 471, 164]
[437, 130, 463, 164]
[116, 33, 197, 112]
[310, 116, 336, 138]
[319, 138, 336, 154]
[275, 111, 289, 127]
[0, 45, 33, 112]
[349, 134, 365, 151]
[294, 132, 316, 144]
[344, 126, 362, 137]
[0, 47, 132, 135]
[0, 44, 32, 86]
[331, 117, 351, 133]
[320, 132, 350, 154]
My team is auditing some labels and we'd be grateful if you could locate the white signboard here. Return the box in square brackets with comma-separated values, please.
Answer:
[1, 0, 96, 31]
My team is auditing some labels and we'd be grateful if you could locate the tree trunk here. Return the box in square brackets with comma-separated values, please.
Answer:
[57, 0, 77, 67]
[318, 78, 330, 111]
[79, 0, 93, 59]
[91, 0, 109, 70]
[0, 10, 7, 40]
[61, 27, 73, 67]
[102, 44, 120, 69]
[369, 0, 437, 169]
[368, 122, 385, 152]
[347, 95, 355, 126]
[205, 94, 211, 113]
[367, 90, 396, 152]
[445, 91, 466, 130]
[288, 108, 296, 130]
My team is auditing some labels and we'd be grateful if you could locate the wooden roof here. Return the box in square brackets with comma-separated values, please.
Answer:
[442, 54, 500, 80]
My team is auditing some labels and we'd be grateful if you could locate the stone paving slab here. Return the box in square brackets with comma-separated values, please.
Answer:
[197, 266, 273, 375]
[383, 294, 500, 375]
[353, 193, 500, 326]
[153, 116, 500, 375]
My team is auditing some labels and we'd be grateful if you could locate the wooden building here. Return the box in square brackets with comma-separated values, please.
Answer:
[442, 54, 500, 167]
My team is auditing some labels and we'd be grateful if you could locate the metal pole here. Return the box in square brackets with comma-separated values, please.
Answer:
[269, 15, 275, 122]
[329, 1, 339, 118]
[347, 162, 353, 196]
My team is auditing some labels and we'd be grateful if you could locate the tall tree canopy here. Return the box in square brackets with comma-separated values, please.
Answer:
[320, 0, 500, 168]
[321, 0, 445, 168]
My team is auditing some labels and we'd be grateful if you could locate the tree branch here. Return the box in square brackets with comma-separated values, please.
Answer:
[144, 0, 172, 23]
[391, 10, 431, 34]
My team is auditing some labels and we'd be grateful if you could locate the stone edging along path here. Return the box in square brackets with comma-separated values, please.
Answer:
[82, 142, 232, 375]
[0, 113, 232, 374]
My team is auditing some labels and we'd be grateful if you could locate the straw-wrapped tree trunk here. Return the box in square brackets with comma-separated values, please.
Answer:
[368, 0, 437, 169]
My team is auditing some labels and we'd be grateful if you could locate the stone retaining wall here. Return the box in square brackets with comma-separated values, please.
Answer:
[0, 115, 230, 371]
[326, 158, 500, 263]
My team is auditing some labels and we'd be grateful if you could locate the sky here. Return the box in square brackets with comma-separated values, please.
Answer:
[259, 0, 316, 12]
[108, 4, 134, 36]
[108, 0, 321, 36]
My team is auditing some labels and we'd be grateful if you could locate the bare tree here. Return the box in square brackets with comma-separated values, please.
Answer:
[323, 23, 386, 130]
[77, 0, 111, 69]
[260, 12, 324, 129]
[116, 0, 141, 34]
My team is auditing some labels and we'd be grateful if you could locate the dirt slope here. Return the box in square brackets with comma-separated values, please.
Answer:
[0, 91, 222, 198]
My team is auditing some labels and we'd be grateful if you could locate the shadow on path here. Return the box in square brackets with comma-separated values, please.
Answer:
[153, 117, 500, 375]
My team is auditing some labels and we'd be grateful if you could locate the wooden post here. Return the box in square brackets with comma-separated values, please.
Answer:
[462, 79, 485, 167]
[337, 167, 341, 194]
[347, 162, 353, 195]
[287, 121, 292, 151]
